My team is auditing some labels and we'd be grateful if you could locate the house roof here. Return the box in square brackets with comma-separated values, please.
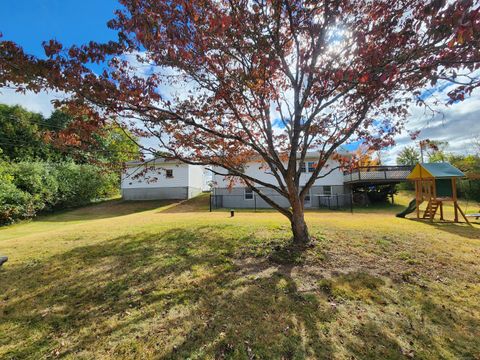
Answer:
[125, 157, 185, 167]
[304, 149, 351, 160]
[126, 149, 351, 167]
[407, 162, 465, 180]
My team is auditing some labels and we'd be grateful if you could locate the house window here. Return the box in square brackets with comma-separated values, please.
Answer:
[245, 187, 254, 200]
[299, 162, 306, 173]
[323, 185, 332, 196]
[308, 162, 316, 172]
[304, 191, 311, 206]
[166, 169, 173, 178]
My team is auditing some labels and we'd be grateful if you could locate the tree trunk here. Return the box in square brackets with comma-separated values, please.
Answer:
[290, 208, 310, 245]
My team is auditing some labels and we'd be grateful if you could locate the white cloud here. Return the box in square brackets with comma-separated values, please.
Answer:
[121, 51, 200, 102]
[0, 88, 67, 116]
[383, 86, 480, 164]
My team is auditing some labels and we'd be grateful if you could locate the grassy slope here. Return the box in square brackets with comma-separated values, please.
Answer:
[0, 193, 479, 359]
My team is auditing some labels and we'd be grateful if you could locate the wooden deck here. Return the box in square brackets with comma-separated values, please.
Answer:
[344, 166, 413, 185]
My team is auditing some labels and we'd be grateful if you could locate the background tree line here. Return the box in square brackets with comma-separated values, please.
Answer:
[396, 141, 480, 201]
[0, 103, 139, 225]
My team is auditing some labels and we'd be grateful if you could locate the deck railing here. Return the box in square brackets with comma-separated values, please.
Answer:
[343, 165, 413, 183]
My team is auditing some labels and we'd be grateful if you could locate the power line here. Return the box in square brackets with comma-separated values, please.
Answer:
[2, 114, 154, 155]
[2, 113, 158, 156]
[0, 138, 144, 156]
[1, 113, 163, 163]
[0, 142, 141, 168]
[4, 114, 136, 133]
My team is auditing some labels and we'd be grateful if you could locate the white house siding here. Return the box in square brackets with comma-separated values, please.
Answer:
[123, 187, 189, 200]
[212, 159, 343, 188]
[188, 165, 205, 198]
[211, 157, 348, 209]
[212, 187, 289, 209]
[121, 161, 204, 201]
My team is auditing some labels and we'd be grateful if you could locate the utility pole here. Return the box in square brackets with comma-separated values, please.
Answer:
[419, 140, 426, 164]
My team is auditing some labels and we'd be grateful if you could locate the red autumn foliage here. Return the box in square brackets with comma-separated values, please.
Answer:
[1, 0, 479, 243]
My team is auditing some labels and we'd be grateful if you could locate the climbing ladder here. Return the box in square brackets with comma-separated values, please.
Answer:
[423, 200, 442, 221]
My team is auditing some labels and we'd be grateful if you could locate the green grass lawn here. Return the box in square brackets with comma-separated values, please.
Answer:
[0, 193, 479, 359]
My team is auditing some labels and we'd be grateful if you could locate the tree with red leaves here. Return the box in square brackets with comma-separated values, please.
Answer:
[1, 0, 479, 244]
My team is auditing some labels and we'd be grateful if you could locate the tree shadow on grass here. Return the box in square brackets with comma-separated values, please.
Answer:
[1, 226, 479, 359]
[344, 321, 406, 360]
[0, 227, 332, 358]
[406, 218, 480, 240]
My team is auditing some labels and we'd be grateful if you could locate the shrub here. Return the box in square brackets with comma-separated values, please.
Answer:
[0, 178, 34, 225]
[11, 162, 59, 211]
[0, 161, 119, 225]
[396, 182, 415, 191]
[460, 179, 480, 202]
[54, 163, 118, 208]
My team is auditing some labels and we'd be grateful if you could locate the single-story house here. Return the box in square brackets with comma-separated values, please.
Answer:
[122, 153, 421, 209]
[121, 158, 205, 201]
[211, 152, 349, 209]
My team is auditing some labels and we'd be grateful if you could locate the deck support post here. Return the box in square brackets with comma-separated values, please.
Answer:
[350, 188, 354, 214]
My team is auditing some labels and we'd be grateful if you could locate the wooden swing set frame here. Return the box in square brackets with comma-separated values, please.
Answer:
[413, 176, 470, 224]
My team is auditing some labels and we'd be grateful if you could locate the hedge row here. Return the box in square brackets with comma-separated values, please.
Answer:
[0, 161, 118, 225]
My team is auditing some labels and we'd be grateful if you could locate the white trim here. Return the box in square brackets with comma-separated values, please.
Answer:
[125, 161, 184, 167]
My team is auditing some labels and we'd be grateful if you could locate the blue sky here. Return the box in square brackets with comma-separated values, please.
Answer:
[1, 1, 479, 164]
[1, 0, 118, 57]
